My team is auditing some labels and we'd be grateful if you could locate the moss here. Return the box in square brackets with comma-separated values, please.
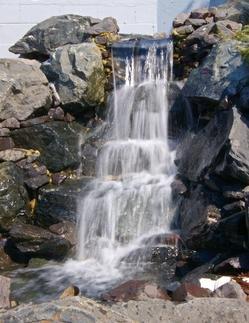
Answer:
[236, 26, 249, 63]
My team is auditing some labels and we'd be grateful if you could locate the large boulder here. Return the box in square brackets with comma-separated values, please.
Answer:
[9, 15, 118, 57]
[36, 177, 92, 226]
[41, 43, 106, 113]
[177, 107, 249, 185]
[9, 223, 71, 260]
[11, 121, 87, 172]
[0, 59, 52, 121]
[0, 162, 28, 232]
[183, 40, 249, 106]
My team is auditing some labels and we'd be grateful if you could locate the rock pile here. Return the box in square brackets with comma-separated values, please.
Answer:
[172, 5, 243, 78]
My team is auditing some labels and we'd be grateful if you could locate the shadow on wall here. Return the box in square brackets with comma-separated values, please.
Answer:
[157, 0, 227, 33]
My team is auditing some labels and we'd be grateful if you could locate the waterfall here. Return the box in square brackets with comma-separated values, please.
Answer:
[73, 38, 176, 294]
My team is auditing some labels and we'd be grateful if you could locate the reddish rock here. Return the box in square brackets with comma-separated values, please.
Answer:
[102, 280, 170, 302]
[49, 221, 76, 246]
[0, 275, 11, 309]
[51, 172, 67, 185]
[48, 107, 65, 121]
[0, 137, 15, 151]
[185, 18, 207, 28]
[172, 282, 210, 302]
[64, 113, 75, 123]
[20, 116, 50, 128]
[0, 118, 20, 129]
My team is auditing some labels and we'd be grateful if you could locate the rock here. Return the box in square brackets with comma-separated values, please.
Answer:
[183, 40, 249, 105]
[0, 276, 11, 309]
[223, 190, 244, 200]
[185, 18, 207, 28]
[184, 23, 219, 49]
[214, 4, 242, 23]
[112, 298, 249, 323]
[9, 15, 108, 57]
[0, 138, 14, 151]
[36, 177, 92, 226]
[211, 21, 236, 38]
[190, 8, 211, 19]
[0, 59, 52, 121]
[102, 280, 170, 302]
[214, 253, 249, 274]
[238, 86, 249, 111]
[173, 13, 190, 27]
[176, 110, 233, 182]
[60, 285, 80, 299]
[0, 129, 10, 137]
[85, 17, 119, 35]
[51, 172, 67, 185]
[0, 296, 132, 322]
[0, 148, 39, 163]
[9, 223, 71, 260]
[41, 43, 105, 114]
[11, 121, 86, 172]
[0, 244, 15, 271]
[0, 162, 28, 232]
[24, 174, 49, 190]
[199, 276, 232, 292]
[222, 201, 245, 215]
[212, 281, 247, 301]
[0, 118, 20, 129]
[48, 107, 64, 121]
[20, 116, 50, 128]
[49, 221, 76, 246]
[174, 25, 194, 36]
[171, 282, 210, 302]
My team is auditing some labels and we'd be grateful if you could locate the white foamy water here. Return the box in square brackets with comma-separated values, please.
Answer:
[12, 39, 177, 301]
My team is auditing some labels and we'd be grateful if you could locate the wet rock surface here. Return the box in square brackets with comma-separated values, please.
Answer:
[36, 177, 92, 226]
[11, 121, 86, 172]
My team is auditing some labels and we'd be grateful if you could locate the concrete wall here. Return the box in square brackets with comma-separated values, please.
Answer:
[0, 0, 227, 58]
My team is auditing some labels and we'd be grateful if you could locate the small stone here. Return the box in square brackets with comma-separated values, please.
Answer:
[48, 107, 65, 121]
[20, 116, 50, 128]
[24, 174, 49, 190]
[222, 201, 245, 213]
[0, 149, 27, 162]
[64, 113, 75, 123]
[60, 285, 80, 299]
[0, 118, 20, 129]
[172, 282, 211, 302]
[212, 281, 247, 301]
[51, 172, 67, 185]
[0, 128, 10, 137]
[190, 8, 211, 20]
[223, 191, 244, 200]
[49, 221, 76, 246]
[174, 25, 194, 36]
[0, 137, 15, 151]
[173, 13, 190, 28]
[171, 179, 187, 197]
[0, 276, 11, 309]
[185, 18, 207, 28]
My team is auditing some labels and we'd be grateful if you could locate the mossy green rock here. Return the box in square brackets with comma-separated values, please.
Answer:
[0, 162, 28, 232]
[41, 43, 106, 115]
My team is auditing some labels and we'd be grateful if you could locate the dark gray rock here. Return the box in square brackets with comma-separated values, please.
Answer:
[183, 40, 249, 105]
[0, 59, 52, 121]
[49, 221, 76, 246]
[0, 137, 14, 151]
[190, 8, 211, 19]
[238, 86, 249, 111]
[185, 18, 207, 28]
[0, 162, 28, 232]
[24, 175, 49, 191]
[85, 17, 119, 35]
[214, 252, 249, 274]
[9, 15, 101, 57]
[9, 223, 71, 260]
[41, 43, 105, 113]
[176, 110, 233, 182]
[11, 121, 87, 172]
[36, 177, 92, 226]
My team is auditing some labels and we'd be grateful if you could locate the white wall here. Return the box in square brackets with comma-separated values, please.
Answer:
[0, 0, 227, 58]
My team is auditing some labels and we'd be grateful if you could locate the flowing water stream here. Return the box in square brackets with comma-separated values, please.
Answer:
[11, 37, 177, 302]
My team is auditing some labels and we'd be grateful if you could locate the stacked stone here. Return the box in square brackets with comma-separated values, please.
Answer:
[172, 6, 242, 79]
[0, 15, 120, 268]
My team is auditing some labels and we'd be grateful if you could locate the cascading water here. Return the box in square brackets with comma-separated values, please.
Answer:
[72, 38, 176, 294]
[11, 38, 177, 301]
